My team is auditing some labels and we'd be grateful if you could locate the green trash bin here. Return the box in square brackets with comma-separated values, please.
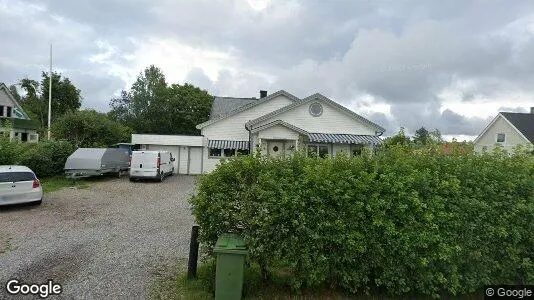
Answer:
[214, 233, 248, 300]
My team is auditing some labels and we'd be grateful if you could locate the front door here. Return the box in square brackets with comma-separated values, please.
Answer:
[267, 140, 285, 157]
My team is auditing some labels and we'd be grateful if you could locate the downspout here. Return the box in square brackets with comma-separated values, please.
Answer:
[245, 122, 252, 154]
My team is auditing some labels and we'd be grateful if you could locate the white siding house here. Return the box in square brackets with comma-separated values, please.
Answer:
[131, 90, 386, 174]
[0, 82, 39, 142]
[474, 111, 534, 153]
[198, 90, 385, 172]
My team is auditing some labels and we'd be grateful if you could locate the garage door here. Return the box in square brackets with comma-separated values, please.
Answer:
[179, 146, 189, 175]
[188, 147, 203, 174]
[146, 145, 179, 173]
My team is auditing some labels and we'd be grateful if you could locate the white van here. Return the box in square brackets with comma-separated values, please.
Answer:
[129, 151, 175, 181]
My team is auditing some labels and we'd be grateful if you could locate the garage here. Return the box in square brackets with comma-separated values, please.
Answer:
[131, 134, 205, 175]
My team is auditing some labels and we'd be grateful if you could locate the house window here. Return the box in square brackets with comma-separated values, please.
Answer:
[307, 144, 330, 158]
[30, 134, 37, 141]
[0, 105, 3, 116]
[237, 149, 250, 156]
[351, 144, 364, 156]
[209, 148, 222, 157]
[224, 149, 236, 157]
[21, 132, 28, 142]
[6, 107, 12, 118]
[496, 133, 505, 143]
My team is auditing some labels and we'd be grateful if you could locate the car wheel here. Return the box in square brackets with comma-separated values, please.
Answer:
[129, 177, 134, 182]
[159, 173, 164, 182]
[32, 199, 42, 206]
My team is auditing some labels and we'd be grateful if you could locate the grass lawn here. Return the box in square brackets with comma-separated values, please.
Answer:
[151, 262, 374, 300]
[150, 261, 486, 300]
[40, 176, 90, 193]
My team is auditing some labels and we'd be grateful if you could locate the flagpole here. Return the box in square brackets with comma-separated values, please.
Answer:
[47, 44, 52, 140]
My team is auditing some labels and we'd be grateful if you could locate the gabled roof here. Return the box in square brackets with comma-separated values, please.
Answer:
[473, 112, 533, 144]
[0, 82, 29, 119]
[250, 119, 309, 135]
[196, 90, 300, 129]
[245, 93, 386, 133]
[249, 120, 383, 145]
[500, 112, 534, 143]
[209, 97, 258, 120]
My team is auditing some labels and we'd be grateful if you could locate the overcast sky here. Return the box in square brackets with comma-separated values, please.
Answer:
[2, 0, 534, 140]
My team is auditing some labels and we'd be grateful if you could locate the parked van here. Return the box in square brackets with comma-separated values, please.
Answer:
[129, 151, 175, 181]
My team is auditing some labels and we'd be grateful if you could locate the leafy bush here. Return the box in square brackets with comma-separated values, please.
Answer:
[19, 140, 76, 177]
[0, 136, 75, 177]
[52, 109, 132, 148]
[189, 147, 534, 297]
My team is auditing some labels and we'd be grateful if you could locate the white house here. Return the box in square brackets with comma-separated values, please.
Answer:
[0, 82, 39, 142]
[474, 109, 534, 153]
[131, 90, 385, 174]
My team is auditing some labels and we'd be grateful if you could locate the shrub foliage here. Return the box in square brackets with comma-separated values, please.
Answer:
[0, 134, 75, 177]
[189, 147, 534, 297]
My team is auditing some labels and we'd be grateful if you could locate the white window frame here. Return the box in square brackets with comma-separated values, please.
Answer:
[495, 133, 506, 143]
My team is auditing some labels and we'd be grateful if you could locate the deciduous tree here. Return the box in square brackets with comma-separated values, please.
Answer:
[52, 109, 132, 148]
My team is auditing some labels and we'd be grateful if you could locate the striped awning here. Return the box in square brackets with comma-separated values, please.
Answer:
[308, 133, 383, 145]
[208, 140, 250, 150]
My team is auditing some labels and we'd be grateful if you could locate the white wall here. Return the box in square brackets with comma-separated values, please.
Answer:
[255, 101, 377, 135]
[132, 134, 204, 146]
[201, 95, 294, 140]
[257, 125, 300, 140]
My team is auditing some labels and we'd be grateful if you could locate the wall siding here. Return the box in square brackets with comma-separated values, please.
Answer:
[255, 101, 377, 135]
[201, 95, 294, 140]
[474, 115, 532, 152]
[132, 134, 204, 146]
[257, 125, 300, 140]
[0, 88, 14, 107]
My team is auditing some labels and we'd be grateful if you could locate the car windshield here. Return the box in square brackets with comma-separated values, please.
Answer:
[0, 171, 36, 183]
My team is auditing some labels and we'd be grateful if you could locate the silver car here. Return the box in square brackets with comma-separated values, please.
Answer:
[0, 165, 43, 206]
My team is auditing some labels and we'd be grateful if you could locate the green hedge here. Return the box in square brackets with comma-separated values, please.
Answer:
[0, 135, 75, 177]
[189, 147, 534, 297]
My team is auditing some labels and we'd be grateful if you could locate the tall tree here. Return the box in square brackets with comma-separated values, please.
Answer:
[109, 65, 213, 135]
[41, 72, 82, 120]
[413, 127, 430, 145]
[383, 127, 412, 147]
[164, 83, 213, 135]
[16, 73, 82, 135]
[52, 109, 132, 148]
[429, 129, 443, 144]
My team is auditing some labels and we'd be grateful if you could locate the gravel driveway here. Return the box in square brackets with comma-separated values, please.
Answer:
[0, 175, 197, 299]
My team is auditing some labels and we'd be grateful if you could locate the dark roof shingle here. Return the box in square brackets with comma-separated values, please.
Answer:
[209, 97, 258, 120]
[501, 112, 534, 143]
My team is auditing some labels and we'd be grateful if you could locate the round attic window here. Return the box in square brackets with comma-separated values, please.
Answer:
[309, 102, 323, 117]
[273, 146, 279, 152]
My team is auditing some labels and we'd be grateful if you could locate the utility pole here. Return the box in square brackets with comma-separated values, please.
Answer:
[47, 44, 52, 140]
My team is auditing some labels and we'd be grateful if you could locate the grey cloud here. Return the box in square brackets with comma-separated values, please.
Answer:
[498, 106, 528, 113]
[3, 0, 534, 137]
[184, 68, 216, 94]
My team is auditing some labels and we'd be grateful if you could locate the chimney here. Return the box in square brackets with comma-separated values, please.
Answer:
[260, 90, 268, 98]
[531, 107, 534, 114]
